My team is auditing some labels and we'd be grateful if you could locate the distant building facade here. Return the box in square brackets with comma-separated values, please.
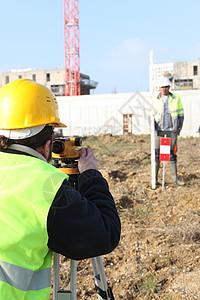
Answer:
[0, 68, 98, 96]
[149, 52, 200, 93]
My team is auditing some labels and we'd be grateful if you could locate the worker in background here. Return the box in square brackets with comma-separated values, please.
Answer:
[0, 79, 121, 299]
[153, 76, 185, 185]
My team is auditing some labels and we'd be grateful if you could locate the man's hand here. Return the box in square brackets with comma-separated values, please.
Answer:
[78, 147, 98, 173]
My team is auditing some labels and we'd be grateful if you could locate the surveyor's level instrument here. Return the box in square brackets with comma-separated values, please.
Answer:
[52, 137, 114, 299]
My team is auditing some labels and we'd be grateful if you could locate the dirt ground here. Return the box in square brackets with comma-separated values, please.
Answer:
[51, 134, 200, 299]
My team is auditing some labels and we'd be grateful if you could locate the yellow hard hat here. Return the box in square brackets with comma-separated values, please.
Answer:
[0, 79, 67, 129]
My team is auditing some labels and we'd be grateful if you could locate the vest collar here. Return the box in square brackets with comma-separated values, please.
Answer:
[157, 92, 175, 99]
[8, 144, 47, 162]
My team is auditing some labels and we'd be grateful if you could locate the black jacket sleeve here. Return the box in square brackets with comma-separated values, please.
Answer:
[47, 169, 121, 260]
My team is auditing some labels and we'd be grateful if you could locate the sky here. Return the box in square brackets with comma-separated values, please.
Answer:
[0, 0, 200, 94]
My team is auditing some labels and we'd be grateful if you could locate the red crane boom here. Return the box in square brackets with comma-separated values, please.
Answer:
[63, 0, 80, 96]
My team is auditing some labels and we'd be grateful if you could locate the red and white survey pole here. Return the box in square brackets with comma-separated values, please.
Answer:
[160, 136, 171, 191]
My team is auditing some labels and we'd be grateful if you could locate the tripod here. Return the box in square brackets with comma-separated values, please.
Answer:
[53, 254, 114, 300]
[52, 162, 114, 299]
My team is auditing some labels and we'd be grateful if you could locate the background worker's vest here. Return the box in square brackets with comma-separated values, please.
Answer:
[0, 151, 68, 300]
[153, 93, 184, 130]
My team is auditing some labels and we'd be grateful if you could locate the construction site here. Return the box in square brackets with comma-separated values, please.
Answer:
[0, 1, 199, 300]
[55, 134, 199, 299]
[51, 1, 199, 298]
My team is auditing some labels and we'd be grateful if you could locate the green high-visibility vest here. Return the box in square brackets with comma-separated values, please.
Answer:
[0, 151, 68, 300]
[153, 93, 184, 124]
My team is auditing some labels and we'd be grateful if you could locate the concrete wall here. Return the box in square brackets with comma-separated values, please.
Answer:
[178, 90, 200, 137]
[56, 90, 200, 138]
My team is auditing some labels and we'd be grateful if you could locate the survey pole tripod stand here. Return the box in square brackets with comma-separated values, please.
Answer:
[52, 163, 114, 300]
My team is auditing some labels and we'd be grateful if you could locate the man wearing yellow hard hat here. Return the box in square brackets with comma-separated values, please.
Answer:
[0, 79, 121, 299]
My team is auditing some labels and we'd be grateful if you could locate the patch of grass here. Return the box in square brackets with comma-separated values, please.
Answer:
[159, 197, 178, 207]
[165, 295, 182, 300]
[82, 135, 144, 156]
[167, 257, 174, 265]
[119, 208, 134, 218]
[119, 208, 149, 220]
[139, 272, 161, 298]
[144, 158, 151, 166]
[134, 208, 149, 220]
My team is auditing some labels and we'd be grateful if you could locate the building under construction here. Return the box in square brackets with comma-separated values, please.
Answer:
[0, 68, 98, 96]
[149, 51, 200, 93]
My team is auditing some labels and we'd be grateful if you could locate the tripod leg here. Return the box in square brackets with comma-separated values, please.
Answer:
[91, 256, 114, 300]
[91, 257, 103, 300]
[53, 253, 60, 300]
[70, 260, 77, 300]
[53, 254, 76, 300]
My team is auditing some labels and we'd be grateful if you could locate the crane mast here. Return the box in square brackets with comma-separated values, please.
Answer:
[63, 0, 80, 96]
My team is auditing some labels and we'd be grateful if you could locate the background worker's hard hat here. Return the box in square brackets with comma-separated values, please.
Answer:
[159, 76, 171, 87]
[0, 79, 67, 130]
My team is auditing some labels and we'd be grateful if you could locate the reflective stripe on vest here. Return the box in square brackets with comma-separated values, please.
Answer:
[0, 260, 50, 291]
[170, 108, 184, 115]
